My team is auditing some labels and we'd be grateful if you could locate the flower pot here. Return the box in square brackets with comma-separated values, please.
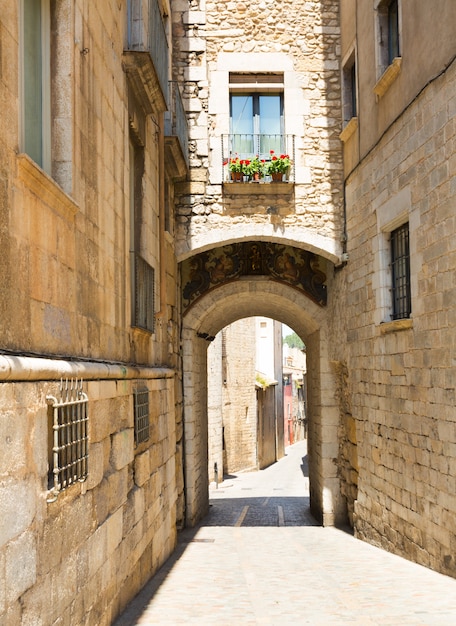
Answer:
[252, 172, 261, 181]
[271, 172, 283, 182]
[231, 172, 242, 182]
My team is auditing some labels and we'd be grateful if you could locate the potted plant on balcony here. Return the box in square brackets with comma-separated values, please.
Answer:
[227, 155, 246, 181]
[266, 150, 291, 181]
[247, 155, 266, 181]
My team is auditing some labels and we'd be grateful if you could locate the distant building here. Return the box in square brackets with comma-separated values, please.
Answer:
[207, 317, 283, 483]
[283, 345, 307, 445]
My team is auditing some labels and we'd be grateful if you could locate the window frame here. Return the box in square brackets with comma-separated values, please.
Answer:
[390, 222, 411, 320]
[373, 187, 415, 328]
[21, 0, 51, 172]
[229, 73, 285, 160]
[341, 50, 357, 126]
[129, 133, 155, 334]
[375, 0, 401, 78]
[339, 45, 358, 142]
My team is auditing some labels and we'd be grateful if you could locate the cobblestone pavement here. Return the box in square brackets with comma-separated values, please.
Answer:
[114, 440, 456, 625]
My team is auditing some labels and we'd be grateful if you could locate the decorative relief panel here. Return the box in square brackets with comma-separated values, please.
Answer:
[181, 242, 327, 313]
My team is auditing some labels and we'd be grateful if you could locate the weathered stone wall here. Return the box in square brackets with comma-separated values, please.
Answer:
[207, 320, 258, 479]
[0, 1, 184, 623]
[172, 0, 344, 264]
[221, 319, 258, 474]
[335, 57, 456, 576]
[1, 1, 174, 367]
[0, 375, 177, 625]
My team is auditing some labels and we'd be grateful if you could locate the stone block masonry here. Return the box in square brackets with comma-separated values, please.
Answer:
[0, 376, 177, 625]
[172, 0, 345, 263]
[335, 57, 456, 578]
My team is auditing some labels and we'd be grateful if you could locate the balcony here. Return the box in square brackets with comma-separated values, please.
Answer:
[123, 0, 169, 114]
[222, 134, 295, 190]
[164, 82, 189, 180]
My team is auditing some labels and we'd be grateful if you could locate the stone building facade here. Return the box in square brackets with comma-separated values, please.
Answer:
[0, 1, 187, 623]
[334, 0, 456, 576]
[208, 319, 258, 480]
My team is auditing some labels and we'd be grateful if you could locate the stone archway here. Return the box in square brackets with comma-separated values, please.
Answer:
[180, 276, 346, 529]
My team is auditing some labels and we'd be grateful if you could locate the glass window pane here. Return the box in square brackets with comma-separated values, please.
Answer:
[231, 95, 254, 156]
[24, 0, 43, 165]
[259, 96, 281, 134]
[259, 95, 282, 156]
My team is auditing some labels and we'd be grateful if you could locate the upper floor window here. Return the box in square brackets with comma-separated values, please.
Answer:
[20, 0, 73, 191]
[340, 48, 358, 142]
[21, 0, 51, 172]
[129, 133, 155, 333]
[229, 73, 284, 159]
[376, 0, 401, 74]
[342, 53, 357, 125]
[391, 222, 411, 320]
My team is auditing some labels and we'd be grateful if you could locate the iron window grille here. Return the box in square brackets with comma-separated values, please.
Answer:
[133, 252, 155, 332]
[46, 378, 88, 501]
[391, 222, 411, 319]
[134, 386, 150, 445]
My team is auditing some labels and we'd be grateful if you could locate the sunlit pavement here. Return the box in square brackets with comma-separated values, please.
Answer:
[114, 440, 456, 625]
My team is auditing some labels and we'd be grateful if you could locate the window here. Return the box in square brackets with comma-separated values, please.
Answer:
[21, 0, 51, 171]
[47, 379, 89, 501]
[133, 387, 150, 445]
[342, 52, 357, 125]
[376, 0, 401, 74]
[340, 49, 358, 142]
[133, 254, 155, 331]
[390, 223, 411, 319]
[130, 134, 155, 332]
[229, 73, 284, 159]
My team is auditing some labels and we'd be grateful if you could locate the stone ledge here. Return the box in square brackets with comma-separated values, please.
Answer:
[339, 117, 358, 143]
[16, 154, 78, 221]
[222, 181, 294, 195]
[378, 318, 413, 334]
[374, 57, 402, 99]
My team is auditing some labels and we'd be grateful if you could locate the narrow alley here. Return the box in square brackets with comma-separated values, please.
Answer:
[115, 441, 456, 625]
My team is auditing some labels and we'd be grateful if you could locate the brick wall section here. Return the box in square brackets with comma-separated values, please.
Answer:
[335, 58, 456, 576]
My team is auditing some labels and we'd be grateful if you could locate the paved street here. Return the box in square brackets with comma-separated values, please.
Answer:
[115, 440, 456, 625]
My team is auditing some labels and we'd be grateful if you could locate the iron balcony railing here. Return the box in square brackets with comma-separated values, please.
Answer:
[127, 0, 169, 101]
[222, 134, 295, 182]
[165, 81, 189, 168]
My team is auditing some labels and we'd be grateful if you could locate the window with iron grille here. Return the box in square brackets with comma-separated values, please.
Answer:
[134, 386, 150, 445]
[133, 253, 155, 332]
[46, 379, 88, 501]
[391, 222, 411, 319]
[129, 132, 155, 333]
